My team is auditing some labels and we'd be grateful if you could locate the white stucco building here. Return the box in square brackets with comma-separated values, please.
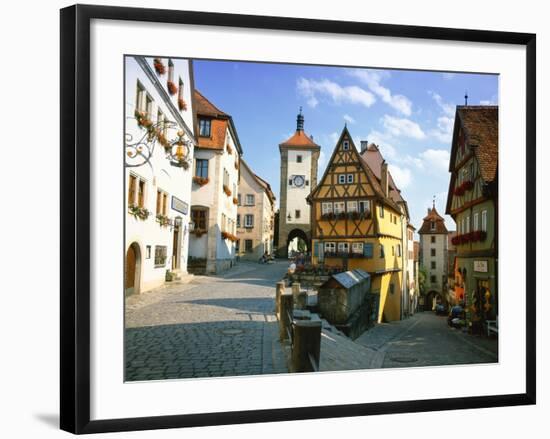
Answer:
[236, 160, 276, 261]
[418, 203, 450, 309]
[188, 90, 243, 274]
[125, 56, 196, 295]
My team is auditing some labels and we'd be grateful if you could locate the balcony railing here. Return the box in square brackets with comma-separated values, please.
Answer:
[320, 211, 371, 221]
[323, 251, 370, 259]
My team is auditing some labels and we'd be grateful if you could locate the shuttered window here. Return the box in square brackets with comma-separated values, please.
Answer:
[128, 174, 137, 205]
[363, 243, 373, 258]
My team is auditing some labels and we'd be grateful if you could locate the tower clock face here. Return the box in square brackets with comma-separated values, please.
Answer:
[292, 175, 305, 187]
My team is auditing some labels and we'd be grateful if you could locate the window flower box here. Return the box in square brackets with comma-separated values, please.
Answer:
[153, 58, 166, 75]
[193, 176, 209, 186]
[221, 231, 238, 242]
[223, 185, 232, 197]
[128, 205, 150, 220]
[167, 80, 178, 96]
[156, 213, 172, 227]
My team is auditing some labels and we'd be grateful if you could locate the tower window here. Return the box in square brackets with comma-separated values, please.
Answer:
[295, 210, 301, 219]
[297, 155, 302, 163]
[431, 248, 436, 257]
[430, 221, 436, 231]
[431, 236, 436, 243]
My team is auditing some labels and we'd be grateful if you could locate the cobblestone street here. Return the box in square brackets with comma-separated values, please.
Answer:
[125, 260, 289, 381]
[355, 311, 498, 369]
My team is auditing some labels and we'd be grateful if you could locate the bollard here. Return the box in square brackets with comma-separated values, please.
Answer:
[291, 283, 301, 307]
[296, 290, 308, 310]
[279, 292, 294, 342]
[275, 281, 286, 317]
[291, 319, 322, 373]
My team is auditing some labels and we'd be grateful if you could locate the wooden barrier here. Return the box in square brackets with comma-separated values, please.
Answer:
[275, 281, 286, 316]
[291, 319, 322, 372]
[279, 292, 294, 342]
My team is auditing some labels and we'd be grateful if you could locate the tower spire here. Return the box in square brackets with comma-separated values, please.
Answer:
[432, 195, 436, 209]
[296, 106, 304, 132]
[464, 90, 469, 106]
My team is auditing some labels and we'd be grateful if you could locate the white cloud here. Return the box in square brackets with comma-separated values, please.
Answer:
[297, 77, 376, 108]
[329, 132, 339, 144]
[348, 70, 412, 116]
[381, 115, 426, 139]
[442, 73, 456, 80]
[343, 114, 355, 124]
[388, 164, 412, 189]
[419, 149, 450, 172]
[366, 130, 397, 159]
[429, 116, 454, 143]
[428, 91, 455, 117]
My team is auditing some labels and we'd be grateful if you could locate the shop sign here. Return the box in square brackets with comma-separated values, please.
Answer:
[474, 260, 488, 273]
[171, 196, 189, 215]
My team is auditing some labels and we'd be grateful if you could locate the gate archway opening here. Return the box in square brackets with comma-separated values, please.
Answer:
[286, 228, 309, 258]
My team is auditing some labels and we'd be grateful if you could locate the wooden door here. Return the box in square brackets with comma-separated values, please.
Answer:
[172, 226, 179, 270]
[126, 245, 136, 290]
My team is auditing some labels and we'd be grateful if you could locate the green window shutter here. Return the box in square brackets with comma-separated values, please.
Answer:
[364, 243, 373, 258]
[313, 242, 320, 257]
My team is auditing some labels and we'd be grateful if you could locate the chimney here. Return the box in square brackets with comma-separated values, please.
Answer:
[381, 160, 389, 197]
[360, 140, 369, 153]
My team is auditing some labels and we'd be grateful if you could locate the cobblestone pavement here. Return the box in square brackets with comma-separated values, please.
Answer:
[355, 311, 498, 369]
[125, 260, 289, 381]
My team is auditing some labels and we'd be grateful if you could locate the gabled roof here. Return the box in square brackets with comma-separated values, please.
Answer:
[309, 126, 401, 212]
[193, 89, 243, 155]
[240, 159, 276, 205]
[418, 205, 448, 234]
[453, 106, 498, 182]
[445, 105, 498, 214]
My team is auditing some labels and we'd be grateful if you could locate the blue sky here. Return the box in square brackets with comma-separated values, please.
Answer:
[193, 59, 498, 233]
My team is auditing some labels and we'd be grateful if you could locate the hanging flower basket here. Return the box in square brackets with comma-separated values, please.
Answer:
[193, 176, 209, 186]
[167, 80, 178, 96]
[223, 185, 232, 197]
[153, 58, 166, 75]
[233, 197, 239, 205]
[128, 205, 150, 220]
[226, 144, 233, 155]
[178, 97, 187, 111]
[234, 161, 239, 170]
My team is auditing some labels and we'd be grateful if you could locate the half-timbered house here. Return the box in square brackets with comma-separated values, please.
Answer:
[445, 105, 498, 333]
[308, 127, 404, 322]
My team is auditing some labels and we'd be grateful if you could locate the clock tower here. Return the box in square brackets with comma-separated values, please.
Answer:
[277, 108, 320, 257]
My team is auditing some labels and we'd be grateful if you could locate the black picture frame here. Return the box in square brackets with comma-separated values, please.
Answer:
[60, 4, 536, 434]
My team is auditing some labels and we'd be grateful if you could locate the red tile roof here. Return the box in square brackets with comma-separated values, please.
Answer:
[360, 144, 404, 205]
[280, 130, 319, 148]
[194, 89, 228, 118]
[456, 106, 498, 183]
[418, 206, 449, 234]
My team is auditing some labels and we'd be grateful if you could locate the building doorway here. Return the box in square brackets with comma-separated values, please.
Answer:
[125, 242, 141, 296]
[172, 218, 181, 270]
[286, 228, 309, 258]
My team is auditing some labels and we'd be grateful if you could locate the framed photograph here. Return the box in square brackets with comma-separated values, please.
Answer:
[60, 4, 536, 434]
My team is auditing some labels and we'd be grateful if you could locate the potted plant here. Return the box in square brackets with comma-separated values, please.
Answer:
[153, 58, 166, 75]
[128, 205, 150, 220]
[178, 97, 187, 111]
[167, 80, 178, 96]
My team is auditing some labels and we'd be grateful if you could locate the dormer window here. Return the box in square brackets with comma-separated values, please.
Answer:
[199, 119, 211, 137]
[430, 221, 436, 231]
